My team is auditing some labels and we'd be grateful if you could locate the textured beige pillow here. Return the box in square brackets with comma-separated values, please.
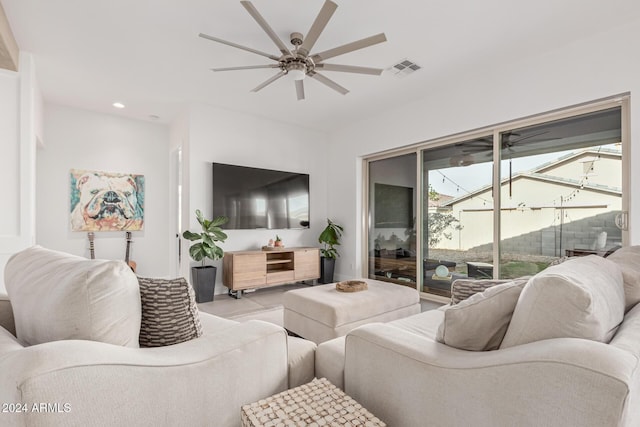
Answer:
[138, 277, 203, 347]
[606, 246, 640, 312]
[437, 281, 526, 351]
[4, 246, 141, 347]
[501, 255, 625, 349]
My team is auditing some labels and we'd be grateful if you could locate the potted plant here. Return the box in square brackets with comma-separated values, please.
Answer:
[318, 219, 343, 283]
[182, 209, 228, 302]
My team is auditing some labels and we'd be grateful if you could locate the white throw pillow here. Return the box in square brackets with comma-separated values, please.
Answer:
[606, 246, 640, 312]
[4, 246, 141, 347]
[437, 280, 526, 351]
[500, 255, 625, 349]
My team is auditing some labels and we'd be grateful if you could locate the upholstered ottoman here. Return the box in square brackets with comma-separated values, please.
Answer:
[283, 278, 420, 344]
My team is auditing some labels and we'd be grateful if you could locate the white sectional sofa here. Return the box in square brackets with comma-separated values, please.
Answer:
[317, 248, 640, 427]
[0, 246, 315, 427]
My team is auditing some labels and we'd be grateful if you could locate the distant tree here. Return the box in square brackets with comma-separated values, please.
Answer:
[426, 212, 461, 247]
[423, 185, 462, 247]
[428, 184, 440, 202]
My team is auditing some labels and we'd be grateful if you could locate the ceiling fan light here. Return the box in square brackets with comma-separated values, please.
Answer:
[288, 68, 306, 81]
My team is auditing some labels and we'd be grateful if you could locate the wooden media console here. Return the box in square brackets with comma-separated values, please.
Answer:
[223, 247, 320, 298]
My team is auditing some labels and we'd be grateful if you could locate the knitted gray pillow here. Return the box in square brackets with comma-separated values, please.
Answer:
[451, 277, 529, 305]
[138, 277, 203, 347]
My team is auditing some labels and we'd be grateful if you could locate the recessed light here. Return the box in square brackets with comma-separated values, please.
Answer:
[112, 102, 125, 109]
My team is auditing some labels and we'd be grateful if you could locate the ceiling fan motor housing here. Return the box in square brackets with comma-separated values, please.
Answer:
[290, 32, 303, 46]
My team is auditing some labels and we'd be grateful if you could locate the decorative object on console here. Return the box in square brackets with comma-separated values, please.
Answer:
[137, 277, 203, 347]
[200, 0, 387, 101]
[182, 209, 229, 303]
[318, 218, 343, 284]
[336, 280, 367, 293]
[69, 168, 145, 231]
[274, 235, 284, 247]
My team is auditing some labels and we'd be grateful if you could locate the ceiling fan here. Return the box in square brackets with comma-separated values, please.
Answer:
[199, 0, 387, 100]
[459, 131, 556, 154]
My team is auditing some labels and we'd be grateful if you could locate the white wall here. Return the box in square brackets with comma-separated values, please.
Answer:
[0, 54, 39, 293]
[37, 104, 172, 277]
[182, 104, 328, 295]
[328, 18, 640, 280]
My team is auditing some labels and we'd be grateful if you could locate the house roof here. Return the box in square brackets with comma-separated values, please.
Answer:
[441, 148, 622, 207]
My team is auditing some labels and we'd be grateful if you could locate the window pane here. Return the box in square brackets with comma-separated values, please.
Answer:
[421, 138, 494, 297]
[499, 107, 622, 278]
[368, 153, 417, 289]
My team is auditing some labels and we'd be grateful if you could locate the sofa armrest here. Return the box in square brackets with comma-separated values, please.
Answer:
[0, 294, 15, 337]
[0, 320, 288, 427]
[345, 323, 638, 427]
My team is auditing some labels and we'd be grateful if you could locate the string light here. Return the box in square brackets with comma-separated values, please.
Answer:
[435, 170, 492, 204]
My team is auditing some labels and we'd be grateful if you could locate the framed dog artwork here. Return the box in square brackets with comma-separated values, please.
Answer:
[70, 169, 145, 232]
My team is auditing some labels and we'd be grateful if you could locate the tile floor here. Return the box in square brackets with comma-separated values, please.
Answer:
[198, 283, 443, 327]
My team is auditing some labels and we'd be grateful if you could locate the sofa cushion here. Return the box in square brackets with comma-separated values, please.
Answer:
[287, 336, 317, 388]
[137, 277, 203, 347]
[451, 278, 528, 305]
[437, 280, 526, 351]
[4, 246, 141, 347]
[606, 246, 640, 312]
[501, 255, 625, 349]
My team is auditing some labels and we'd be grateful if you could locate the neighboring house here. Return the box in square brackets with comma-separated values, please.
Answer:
[434, 147, 622, 255]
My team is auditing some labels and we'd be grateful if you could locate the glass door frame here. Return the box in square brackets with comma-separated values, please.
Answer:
[362, 94, 630, 302]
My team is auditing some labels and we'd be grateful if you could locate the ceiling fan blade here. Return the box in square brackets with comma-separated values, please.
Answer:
[308, 71, 349, 95]
[199, 33, 280, 61]
[251, 71, 286, 92]
[311, 33, 387, 62]
[506, 130, 549, 144]
[295, 80, 305, 101]
[315, 63, 383, 75]
[211, 64, 280, 72]
[240, 1, 292, 57]
[298, 0, 338, 57]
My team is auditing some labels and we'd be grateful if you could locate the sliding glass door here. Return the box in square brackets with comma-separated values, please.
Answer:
[421, 137, 494, 296]
[498, 107, 623, 278]
[367, 153, 417, 288]
[364, 96, 628, 299]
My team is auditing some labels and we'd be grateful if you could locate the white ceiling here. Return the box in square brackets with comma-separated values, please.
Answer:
[3, 0, 638, 132]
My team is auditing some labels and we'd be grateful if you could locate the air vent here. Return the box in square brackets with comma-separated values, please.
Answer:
[389, 59, 422, 78]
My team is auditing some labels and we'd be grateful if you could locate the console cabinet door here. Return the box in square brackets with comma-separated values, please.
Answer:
[227, 253, 267, 289]
[294, 248, 320, 280]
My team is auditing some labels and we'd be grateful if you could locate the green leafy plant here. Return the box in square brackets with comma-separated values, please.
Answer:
[318, 219, 344, 259]
[182, 209, 229, 265]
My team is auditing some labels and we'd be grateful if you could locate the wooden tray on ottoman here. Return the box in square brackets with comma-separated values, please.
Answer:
[336, 280, 368, 292]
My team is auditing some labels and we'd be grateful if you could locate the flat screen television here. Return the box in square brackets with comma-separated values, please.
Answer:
[212, 162, 310, 230]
